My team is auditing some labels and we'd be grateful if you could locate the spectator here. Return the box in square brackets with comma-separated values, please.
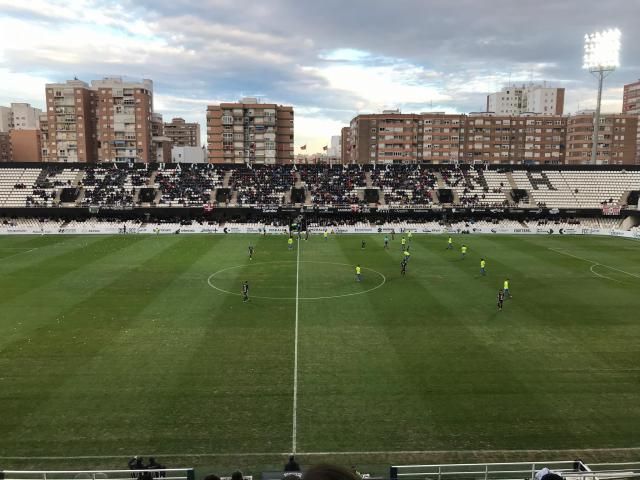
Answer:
[231, 471, 244, 480]
[284, 455, 301, 472]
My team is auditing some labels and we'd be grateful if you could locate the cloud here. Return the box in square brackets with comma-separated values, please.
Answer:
[0, 0, 639, 153]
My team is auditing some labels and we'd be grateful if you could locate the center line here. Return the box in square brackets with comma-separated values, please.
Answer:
[292, 236, 300, 454]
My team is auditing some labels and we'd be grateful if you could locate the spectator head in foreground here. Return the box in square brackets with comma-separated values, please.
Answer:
[231, 471, 244, 480]
[302, 464, 361, 480]
[284, 455, 301, 472]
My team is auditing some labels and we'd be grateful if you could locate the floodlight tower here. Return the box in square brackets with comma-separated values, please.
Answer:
[583, 29, 621, 164]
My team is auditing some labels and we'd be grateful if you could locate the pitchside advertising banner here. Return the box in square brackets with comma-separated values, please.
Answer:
[3, 224, 640, 239]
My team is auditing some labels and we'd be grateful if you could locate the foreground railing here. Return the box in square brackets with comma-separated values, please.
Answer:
[0, 469, 195, 480]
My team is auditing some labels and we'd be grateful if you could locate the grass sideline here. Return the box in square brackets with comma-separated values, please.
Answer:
[1, 233, 639, 473]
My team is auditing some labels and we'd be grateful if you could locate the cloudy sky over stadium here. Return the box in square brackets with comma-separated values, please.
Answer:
[0, 0, 639, 153]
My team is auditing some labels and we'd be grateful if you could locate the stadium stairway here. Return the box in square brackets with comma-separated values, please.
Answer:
[73, 170, 85, 186]
[365, 171, 373, 187]
[148, 171, 158, 186]
[154, 190, 162, 205]
[230, 189, 239, 205]
[293, 171, 302, 188]
[284, 189, 292, 204]
[75, 188, 85, 205]
[223, 170, 233, 188]
[53, 188, 62, 206]
[133, 188, 141, 204]
[305, 189, 313, 205]
[506, 171, 518, 189]
[435, 172, 446, 188]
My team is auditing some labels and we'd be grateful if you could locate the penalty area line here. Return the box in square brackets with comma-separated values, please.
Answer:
[548, 247, 640, 280]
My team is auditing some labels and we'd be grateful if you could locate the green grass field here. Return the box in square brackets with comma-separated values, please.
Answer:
[1, 233, 639, 472]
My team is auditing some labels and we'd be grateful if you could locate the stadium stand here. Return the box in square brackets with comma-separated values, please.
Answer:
[0, 163, 638, 212]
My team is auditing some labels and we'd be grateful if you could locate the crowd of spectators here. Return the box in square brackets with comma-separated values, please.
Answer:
[230, 165, 294, 205]
[80, 167, 133, 207]
[300, 165, 365, 206]
[157, 165, 223, 206]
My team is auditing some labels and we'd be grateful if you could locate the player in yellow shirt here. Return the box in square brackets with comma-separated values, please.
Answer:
[355, 265, 362, 282]
[447, 236, 453, 250]
[401, 236, 407, 250]
[461, 244, 467, 259]
[323, 230, 328, 240]
[503, 278, 512, 298]
[480, 258, 486, 276]
[288, 236, 294, 250]
[407, 231, 413, 242]
[403, 250, 411, 262]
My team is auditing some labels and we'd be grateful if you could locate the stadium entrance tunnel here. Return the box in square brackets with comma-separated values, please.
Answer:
[207, 261, 386, 300]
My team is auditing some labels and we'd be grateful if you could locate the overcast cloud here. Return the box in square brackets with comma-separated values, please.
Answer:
[0, 0, 638, 152]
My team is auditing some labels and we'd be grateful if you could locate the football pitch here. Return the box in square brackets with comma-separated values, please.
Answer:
[1, 233, 640, 470]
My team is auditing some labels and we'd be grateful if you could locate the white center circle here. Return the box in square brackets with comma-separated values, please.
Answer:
[207, 261, 387, 300]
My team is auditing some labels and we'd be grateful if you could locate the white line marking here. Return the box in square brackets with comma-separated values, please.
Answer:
[589, 264, 621, 283]
[0, 248, 36, 261]
[292, 237, 300, 454]
[549, 248, 640, 280]
[3, 447, 640, 460]
[206, 261, 386, 300]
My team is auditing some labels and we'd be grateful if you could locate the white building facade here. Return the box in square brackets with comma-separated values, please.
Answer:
[487, 84, 565, 115]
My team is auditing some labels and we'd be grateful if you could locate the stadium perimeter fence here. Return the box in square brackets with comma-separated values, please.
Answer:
[390, 461, 640, 480]
[0, 469, 195, 480]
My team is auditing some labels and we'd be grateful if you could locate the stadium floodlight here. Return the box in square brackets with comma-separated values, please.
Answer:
[583, 28, 621, 164]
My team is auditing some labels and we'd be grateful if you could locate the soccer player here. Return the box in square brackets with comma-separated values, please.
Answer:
[504, 278, 512, 298]
[355, 265, 362, 282]
[391, 229, 395, 240]
[447, 235, 453, 249]
[497, 289, 504, 311]
[288, 236, 294, 250]
[461, 244, 467, 259]
[242, 281, 249, 303]
[248, 245, 254, 261]
[305, 230, 309, 241]
[323, 230, 328, 241]
[400, 259, 407, 276]
[361, 240, 366, 249]
[408, 231, 413, 242]
[384, 235, 389, 249]
[480, 258, 486, 276]
[401, 236, 406, 250]
[403, 250, 411, 263]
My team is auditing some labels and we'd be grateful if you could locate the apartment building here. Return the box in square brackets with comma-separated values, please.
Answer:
[10, 130, 42, 161]
[164, 117, 200, 147]
[0, 103, 42, 132]
[340, 126, 350, 164]
[0, 132, 10, 162]
[39, 113, 50, 162]
[623, 79, 640, 164]
[565, 112, 638, 165]
[207, 98, 294, 164]
[462, 113, 567, 164]
[44, 79, 97, 163]
[487, 84, 565, 115]
[347, 111, 568, 165]
[151, 113, 164, 137]
[91, 77, 154, 163]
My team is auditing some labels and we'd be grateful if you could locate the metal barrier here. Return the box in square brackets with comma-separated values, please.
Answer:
[390, 461, 581, 480]
[0, 469, 195, 480]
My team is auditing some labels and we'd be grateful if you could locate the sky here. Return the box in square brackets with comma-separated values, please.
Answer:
[0, 0, 639, 154]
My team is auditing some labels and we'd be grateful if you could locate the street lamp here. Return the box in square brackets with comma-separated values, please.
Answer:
[583, 28, 621, 164]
